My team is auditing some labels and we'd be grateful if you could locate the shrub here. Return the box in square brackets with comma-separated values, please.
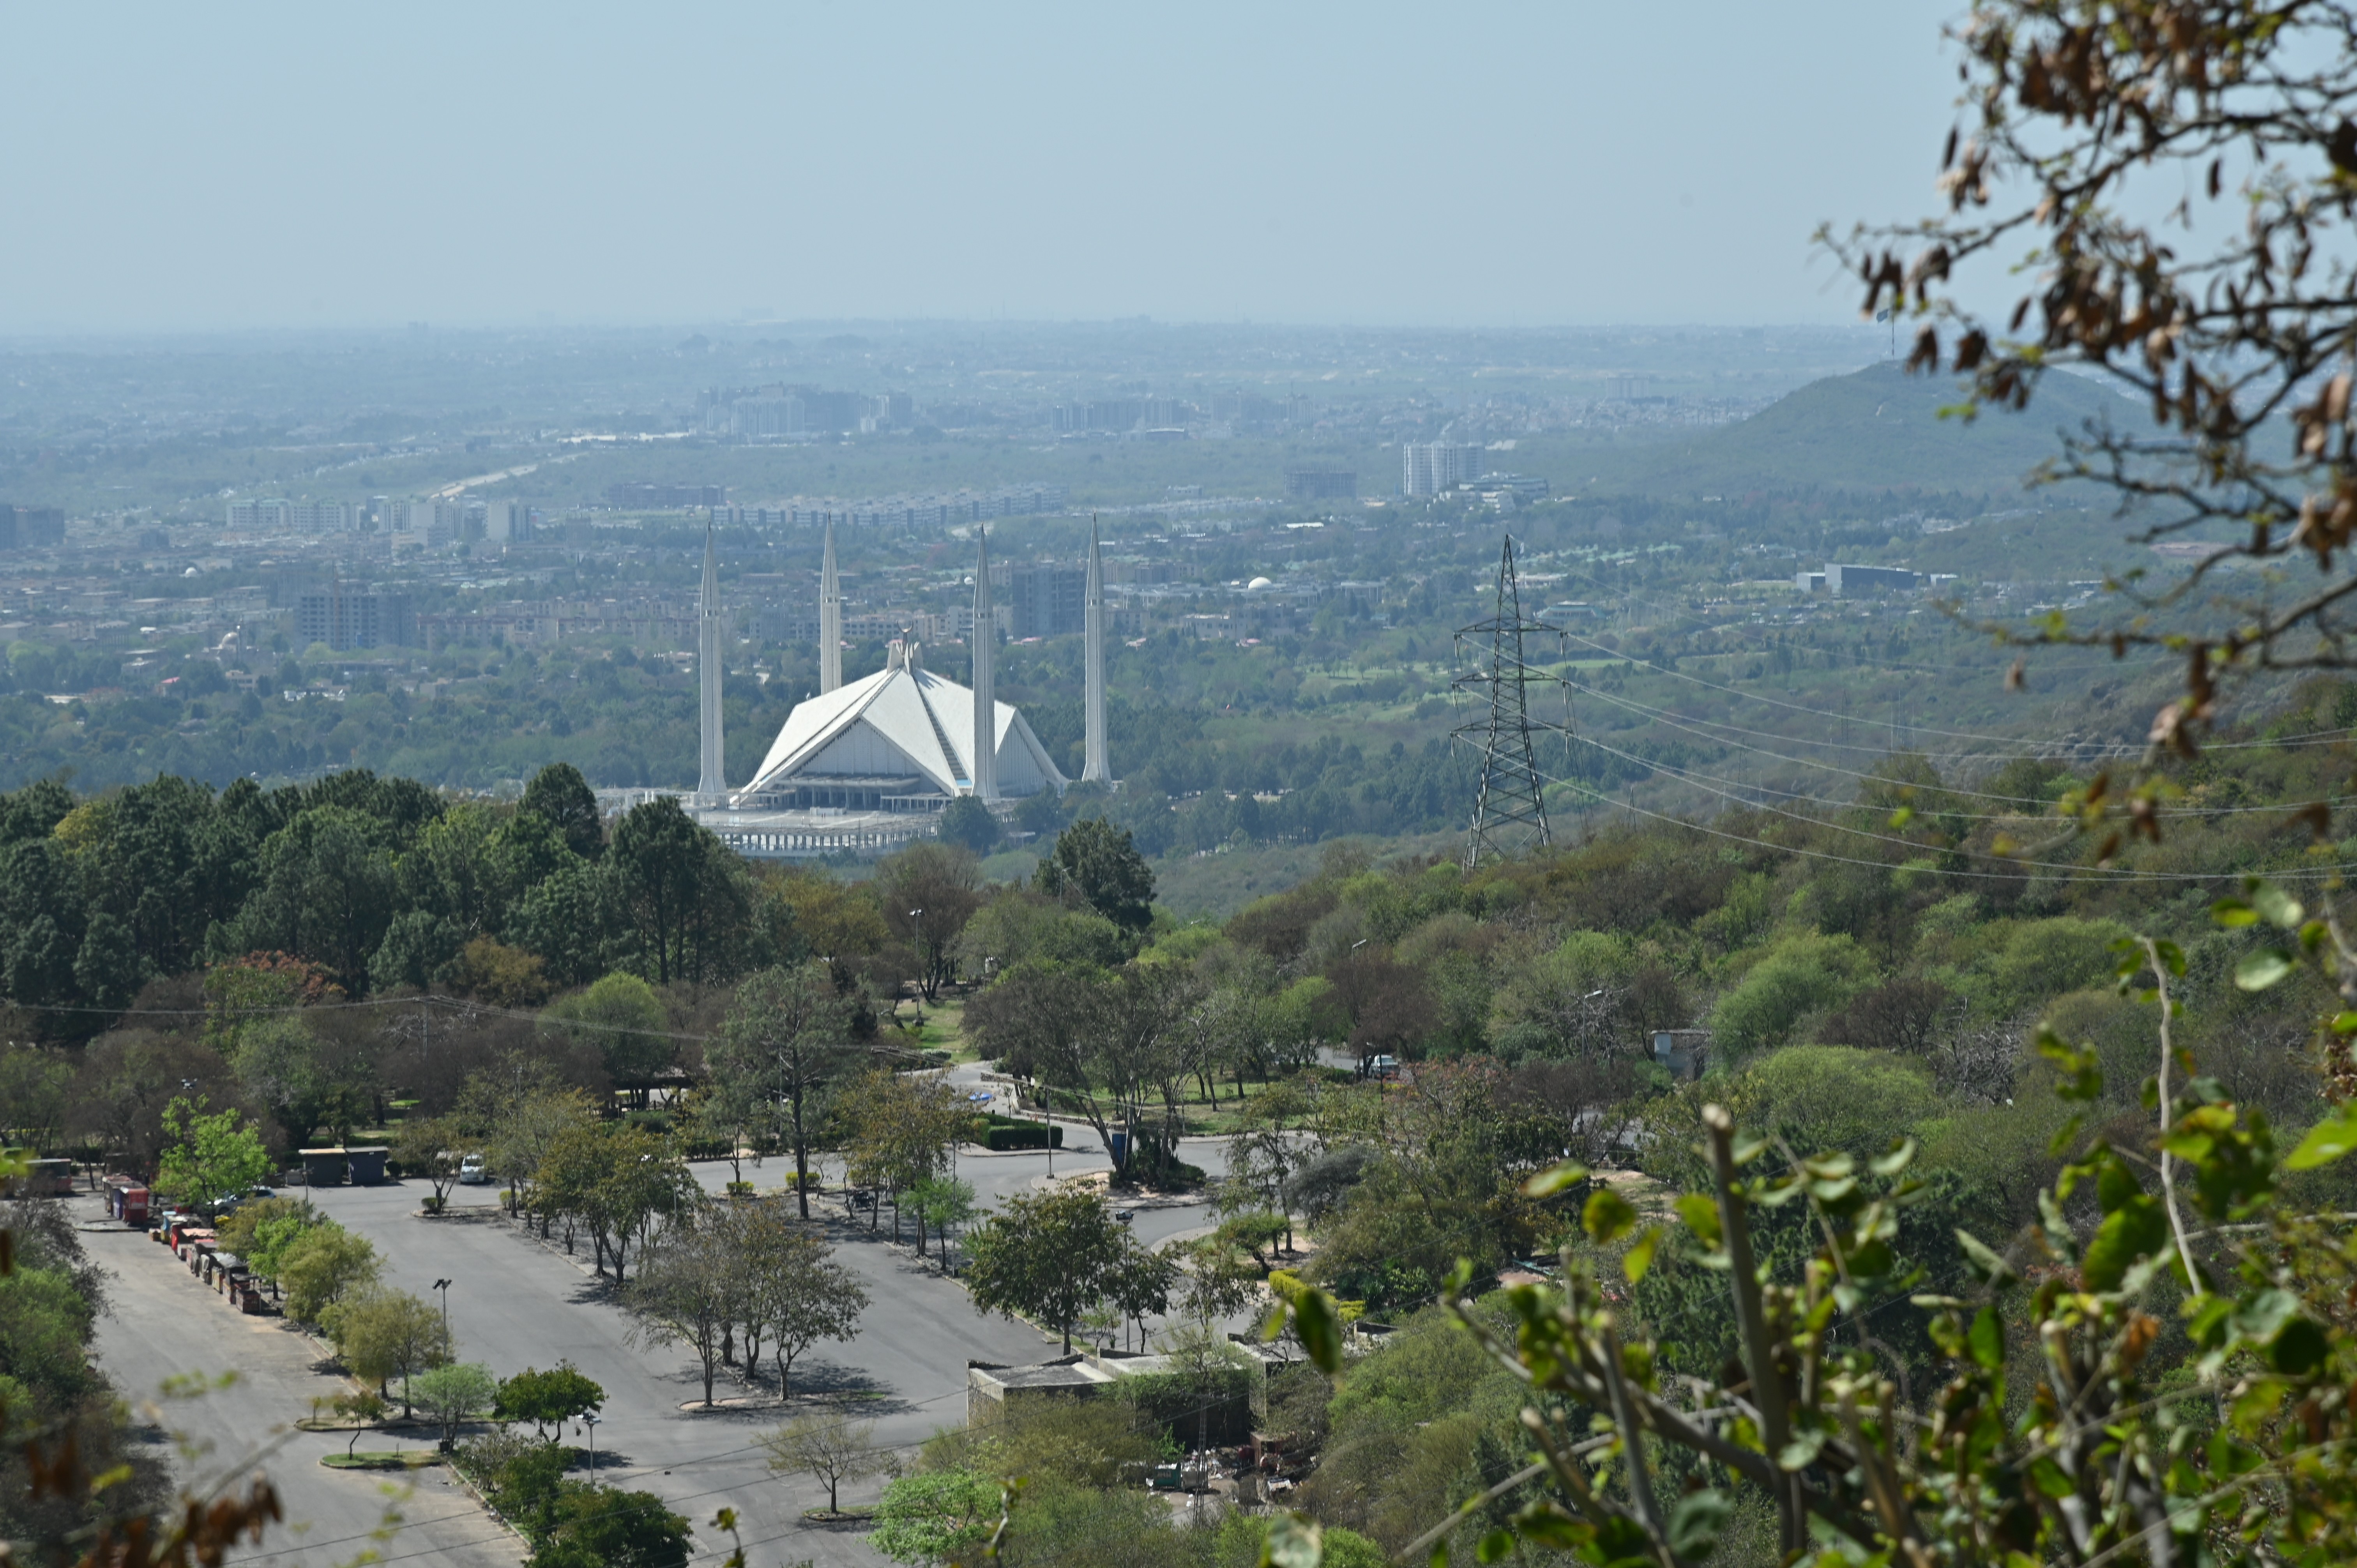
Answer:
[981, 1123, 1063, 1151]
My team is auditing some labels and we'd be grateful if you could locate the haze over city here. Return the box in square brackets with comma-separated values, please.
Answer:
[0, 2, 1956, 330]
[15, 8, 2357, 1568]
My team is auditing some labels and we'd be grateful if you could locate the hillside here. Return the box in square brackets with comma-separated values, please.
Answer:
[1566, 360, 2155, 497]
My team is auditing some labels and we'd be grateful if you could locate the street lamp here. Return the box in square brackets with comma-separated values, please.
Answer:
[908, 909, 926, 1026]
[431, 1278, 452, 1344]
[581, 1412, 600, 1482]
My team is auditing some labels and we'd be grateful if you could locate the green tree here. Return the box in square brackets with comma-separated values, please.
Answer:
[393, 1112, 473, 1213]
[324, 1287, 450, 1416]
[541, 970, 672, 1084]
[869, 1469, 1001, 1566]
[0, 1044, 72, 1148]
[494, 1362, 605, 1443]
[1033, 817, 1154, 934]
[935, 795, 1000, 855]
[736, 1208, 867, 1400]
[876, 841, 985, 1003]
[624, 1211, 741, 1407]
[706, 962, 852, 1220]
[216, 806, 398, 992]
[532, 1122, 688, 1283]
[964, 1188, 1131, 1353]
[152, 1095, 273, 1216]
[412, 1360, 496, 1451]
[276, 1221, 379, 1322]
[609, 795, 746, 985]
[506, 859, 625, 989]
[534, 1486, 692, 1568]
[520, 762, 604, 860]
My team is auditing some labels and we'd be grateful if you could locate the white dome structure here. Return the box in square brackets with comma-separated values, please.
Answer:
[737, 644, 1065, 809]
[1246, 576, 1275, 590]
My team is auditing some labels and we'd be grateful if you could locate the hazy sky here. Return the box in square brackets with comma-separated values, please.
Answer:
[0, 2, 1962, 332]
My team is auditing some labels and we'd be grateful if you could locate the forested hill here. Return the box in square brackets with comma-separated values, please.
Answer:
[1576, 359, 2156, 495]
[9, 679, 2357, 1562]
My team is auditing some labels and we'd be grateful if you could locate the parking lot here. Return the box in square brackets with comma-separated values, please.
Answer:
[87, 1113, 1233, 1567]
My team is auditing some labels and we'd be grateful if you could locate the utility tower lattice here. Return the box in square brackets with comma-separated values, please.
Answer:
[1452, 537, 1572, 869]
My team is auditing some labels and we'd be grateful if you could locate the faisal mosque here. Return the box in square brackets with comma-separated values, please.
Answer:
[655, 521, 1111, 856]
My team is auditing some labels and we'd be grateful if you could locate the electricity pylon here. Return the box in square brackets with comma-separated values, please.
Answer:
[1452, 536, 1571, 868]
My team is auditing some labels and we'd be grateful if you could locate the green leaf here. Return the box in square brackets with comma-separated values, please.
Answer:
[1582, 1187, 1640, 1246]
[2211, 896, 2259, 928]
[2235, 949, 2295, 992]
[2150, 938, 2186, 976]
[1522, 1159, 1588, 1197]
[1261, 1510, 1324, 1568]
[1675, 1193, 1722, 1247]
[2247, 878, 2305, 929]
[1476, 1528, 1514, 1564]
[1290, 1288, 1345, 1376]
[2286, 1105, 2357, 1171]
[1667, 1490, 1733, 1560]
[2081, 1195, 2168, 1291]
[2269, 1317, 2329, 1375]
[1621, 1227, 1662, 1285]
[1509, 1502, 1590, 1552]
[1777, 1429, 1827, 1471]
[1887, 805, 1915, 830]
[1968, 1305, 2005, 1372]
[1955, 1228, 2019, 1287]
[1869, 1137, 1918, 1178]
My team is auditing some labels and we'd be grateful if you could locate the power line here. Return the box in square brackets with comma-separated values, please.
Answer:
[1454, 537, 1570, 867]
[1559, 628, 2357, 755]
[1542, 758, 2348, 884]
[1563, 729, 2342, 882]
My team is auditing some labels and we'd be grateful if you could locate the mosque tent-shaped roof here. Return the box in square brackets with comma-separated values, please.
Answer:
[740, 654, 1065, 800]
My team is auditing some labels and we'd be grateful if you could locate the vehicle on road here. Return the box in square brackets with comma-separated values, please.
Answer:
[458, 1156, 488, 1185]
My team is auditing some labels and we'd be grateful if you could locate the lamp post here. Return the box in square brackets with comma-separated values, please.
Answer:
[907, 910, 925, 1027]
[431, 1278, 452, 1345]
[581, 1412, 600, 1483]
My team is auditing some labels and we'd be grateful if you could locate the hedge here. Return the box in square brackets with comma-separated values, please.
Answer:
[980, 1123, 1064, 1151]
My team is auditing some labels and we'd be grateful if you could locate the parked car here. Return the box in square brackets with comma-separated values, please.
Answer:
[458, 1156, 488, 1185]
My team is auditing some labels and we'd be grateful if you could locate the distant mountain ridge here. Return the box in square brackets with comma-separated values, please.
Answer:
[1583, 360, 2154, 497]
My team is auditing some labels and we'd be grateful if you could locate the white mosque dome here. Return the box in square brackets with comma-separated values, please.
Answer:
[1247, 576, 1274, 591]
[738, 648, 1065, 805]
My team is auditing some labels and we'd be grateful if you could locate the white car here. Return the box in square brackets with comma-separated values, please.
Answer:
[458, 1156, 489, 1185]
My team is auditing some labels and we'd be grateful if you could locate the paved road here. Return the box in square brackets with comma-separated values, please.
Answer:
[81, 1192, 524, 1568]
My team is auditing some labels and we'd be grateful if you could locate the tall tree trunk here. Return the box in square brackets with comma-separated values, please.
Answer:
[791, 1083, 811, 1220]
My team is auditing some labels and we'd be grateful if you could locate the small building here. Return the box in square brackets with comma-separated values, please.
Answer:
[966, 1345, 1281, 1447]
[1653, 1029, 1710, 1081]
[1825, 563, 1921, 596]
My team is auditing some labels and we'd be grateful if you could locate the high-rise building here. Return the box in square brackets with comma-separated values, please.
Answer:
[697, 526, 726, 803]
[1286, 468, 1358, 500]
[288, 501, 354, 532]
[1082, 521, 1110, 784]
[296, 585, 414, 650]
[0, 505, 65, 549]
[972, 529, 998, 803]
[1400, 443, 1486, 496]
[480, 500, 534, 542]
[732, 394, 803, 441]
[607, 482, 726, 509]
[398, 499, 463, 545]
[1008, 565, 1085, 639]
[227, 498, 294, 530]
